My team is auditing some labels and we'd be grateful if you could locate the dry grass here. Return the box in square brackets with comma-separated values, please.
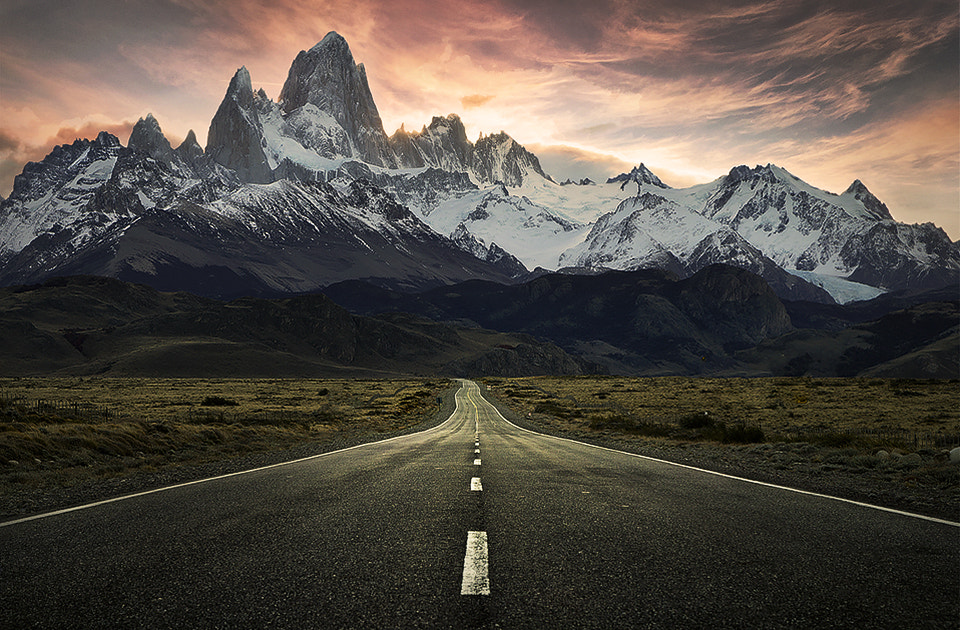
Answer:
[482, 376, 960, 449]
[482, 376, 960, 520]
[0, 377, 447, 492]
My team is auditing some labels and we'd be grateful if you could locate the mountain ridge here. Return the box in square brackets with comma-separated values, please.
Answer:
[0, 275, 595, 377]
[1, 31, 957, 307]
[4, 271, 953, 378]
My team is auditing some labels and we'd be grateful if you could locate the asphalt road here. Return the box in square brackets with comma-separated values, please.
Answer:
[2, 380, 957, 629]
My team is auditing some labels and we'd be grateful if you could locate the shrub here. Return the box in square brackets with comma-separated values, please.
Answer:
[588, 414, 634, 431]
[533, 400, 582, 419]
[810, 432, 856, 448]
[201, 396, 238, 407]
[636, 422, 674, 438]
[588, 414, 673, 437]
[679, 412, 715, 429]
[722, 423, 765, 444]
[534, 400, 565, 414]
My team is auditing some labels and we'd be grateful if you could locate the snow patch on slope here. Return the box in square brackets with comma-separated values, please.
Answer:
[788, 270, 885, 304]
[0, 154, 119, 255]
[419, 184, 588, 270]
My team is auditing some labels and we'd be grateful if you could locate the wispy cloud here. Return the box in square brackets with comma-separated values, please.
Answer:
[0, 0, 956, 236]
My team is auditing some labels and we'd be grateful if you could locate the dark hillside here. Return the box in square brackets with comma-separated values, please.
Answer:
[0, 276, 590, 378]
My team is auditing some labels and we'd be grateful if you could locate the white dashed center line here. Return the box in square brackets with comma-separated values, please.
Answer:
[473, 458, 481, 465]
[460, 531, 490, 595]
[471, 477, 482, 491]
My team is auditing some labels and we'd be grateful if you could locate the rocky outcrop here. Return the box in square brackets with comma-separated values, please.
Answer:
[279, 32, 395, 167]
[391, 114, 547, 186]
[606, 164, 669, 192]
[392, 114, 473, 172]
[444, 340, 588, 377]
[471, 132, 549, 187]
[127, 114, 176, 165]
[450, 223, 528, 277]
[840, 222, 960, 291]
[205, 67, 273, 183]
[670, 264, 794, 349]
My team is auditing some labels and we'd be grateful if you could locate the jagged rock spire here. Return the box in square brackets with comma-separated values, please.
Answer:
[128, 113, 175, 163]
[206, 66, 273, 183]
[607, 164, 668, 191]
[279, 32, 394, 166]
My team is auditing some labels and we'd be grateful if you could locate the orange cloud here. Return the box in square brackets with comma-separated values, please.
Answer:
[767, 98, 960, 235]
[0, 130, 19, 153]
[461, 94, 496, 109]
[45, 121, 137, 148]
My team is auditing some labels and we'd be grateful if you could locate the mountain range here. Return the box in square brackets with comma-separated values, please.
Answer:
[2, 31, 958, 306]
[0, 32, 957, 378]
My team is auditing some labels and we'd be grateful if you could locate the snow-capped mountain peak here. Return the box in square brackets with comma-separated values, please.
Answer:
[0, 131, 126, 257]
[842, 179, 893, 221]
[560, 160, 959, 301]
[278, 31, 394, 167]
[2, 33, 957, 306]
[391, 114, 473, 172]
[128, 113, 176, 164]
[607, 163, 669, 192]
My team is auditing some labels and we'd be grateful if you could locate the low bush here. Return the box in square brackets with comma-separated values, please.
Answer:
[533, 400, 583, 419]
[588, 414, 673, 437]
[201, 396, 239, 407]
[721, 423, 765, 444]
[679, 412, 715, 429]
[588, 414, 634, 431]
[809, 431, 856, 448]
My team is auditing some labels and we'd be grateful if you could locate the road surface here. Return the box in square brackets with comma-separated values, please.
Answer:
[2, 380, 957, 628]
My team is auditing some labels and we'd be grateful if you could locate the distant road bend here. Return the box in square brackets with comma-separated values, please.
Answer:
[2, 380, 957, 628]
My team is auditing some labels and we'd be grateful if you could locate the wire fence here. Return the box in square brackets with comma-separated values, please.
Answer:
[776, 425, 960, 450]
[1, 393, 114, 422]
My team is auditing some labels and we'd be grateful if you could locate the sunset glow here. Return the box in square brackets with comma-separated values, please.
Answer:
[1, 0, 957, 237]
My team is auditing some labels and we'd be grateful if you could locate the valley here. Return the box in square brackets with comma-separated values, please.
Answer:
[1, 26, 956, 531]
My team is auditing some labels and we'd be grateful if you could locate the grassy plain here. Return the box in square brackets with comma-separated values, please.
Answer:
[0, 378, 448, 493]
[481, 376, 960, 519]
[3, 375, 957, 520]
[482, 376, 960, 448]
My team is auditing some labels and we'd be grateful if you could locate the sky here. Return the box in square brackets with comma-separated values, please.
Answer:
[1, 0, 957, 238]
